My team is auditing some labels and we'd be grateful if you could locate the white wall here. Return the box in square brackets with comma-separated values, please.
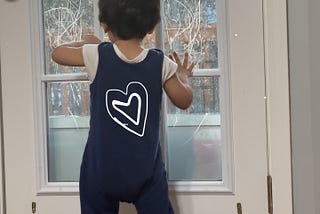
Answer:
[288, 0, 320, 213]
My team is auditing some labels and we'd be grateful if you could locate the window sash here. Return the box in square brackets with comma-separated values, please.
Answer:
[40, 69, 221, 83]
[32, 0, 234, 194]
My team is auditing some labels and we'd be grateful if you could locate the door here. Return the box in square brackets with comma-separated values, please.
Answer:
[0, 0, 291, 213]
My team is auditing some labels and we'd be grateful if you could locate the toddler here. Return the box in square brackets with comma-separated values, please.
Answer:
[52, 0, 195, 213]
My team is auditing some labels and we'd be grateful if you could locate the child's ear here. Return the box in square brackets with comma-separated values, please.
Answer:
[148, 28, 155, 35]
[101, 23, 109, 33]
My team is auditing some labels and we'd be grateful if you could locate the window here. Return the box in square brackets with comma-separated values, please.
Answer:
[38, 0, 231, 192]
[42, 0, 94, 182]
[162, 0, 222, 181]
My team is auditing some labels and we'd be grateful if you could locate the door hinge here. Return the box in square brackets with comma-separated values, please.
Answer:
[267, 175, 273, 214]
[237, 203, 242, 214]
[32, 202, 36, 214]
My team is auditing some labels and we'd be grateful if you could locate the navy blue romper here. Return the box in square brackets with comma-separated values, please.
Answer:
[80, 42, 174, 214]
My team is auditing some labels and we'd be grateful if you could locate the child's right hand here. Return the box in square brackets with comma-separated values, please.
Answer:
[52, 34, 101, 66]
[82, 35, 101, 44]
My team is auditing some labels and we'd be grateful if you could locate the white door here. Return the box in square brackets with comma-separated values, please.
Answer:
[0, 0, 292, 214]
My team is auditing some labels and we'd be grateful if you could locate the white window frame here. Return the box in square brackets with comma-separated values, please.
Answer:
[30, 0, 234, 195]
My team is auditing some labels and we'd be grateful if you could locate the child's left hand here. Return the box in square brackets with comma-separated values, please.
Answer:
[169, 52, 195, 78]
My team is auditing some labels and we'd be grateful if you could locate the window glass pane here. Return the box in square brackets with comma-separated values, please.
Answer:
[47, 81, 90, 182]
[47, 81, 90, 117]
[164, 0, 222, 181]
[167, 77, 220, 115]
[163, 0, 218, 69]
[167, 126, 222, 181]
[166, 77, 222, 181]
[43, 0, 94, 74]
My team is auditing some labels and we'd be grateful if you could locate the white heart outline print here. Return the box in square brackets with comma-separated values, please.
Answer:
[112, 93, 141, 126]
[105, 81, 148, 137]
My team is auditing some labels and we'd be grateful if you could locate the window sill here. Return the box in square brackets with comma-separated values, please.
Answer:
[37, 181, 233, 196]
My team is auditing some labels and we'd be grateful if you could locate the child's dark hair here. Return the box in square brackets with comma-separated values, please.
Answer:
[98, 0, 161, 40]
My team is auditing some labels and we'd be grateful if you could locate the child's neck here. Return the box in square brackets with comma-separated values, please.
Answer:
[113, 39, 144, 60]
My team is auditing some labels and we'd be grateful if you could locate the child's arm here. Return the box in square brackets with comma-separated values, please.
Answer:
[163, 52, 195, 110]
[52, 35, 101, 66]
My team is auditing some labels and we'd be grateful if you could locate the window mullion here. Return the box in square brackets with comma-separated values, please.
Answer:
[41, 73, 89, 82]
[155, 0, 165, 50]
[193, 69, 222, 77]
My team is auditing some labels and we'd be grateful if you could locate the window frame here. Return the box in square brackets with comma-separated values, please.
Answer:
[31, 0, 234, 195]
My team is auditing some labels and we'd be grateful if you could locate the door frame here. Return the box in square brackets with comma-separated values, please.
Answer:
[0, 51, 6, 214]
[0, 0, 292, 213]
[262, 0, 293, 212]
